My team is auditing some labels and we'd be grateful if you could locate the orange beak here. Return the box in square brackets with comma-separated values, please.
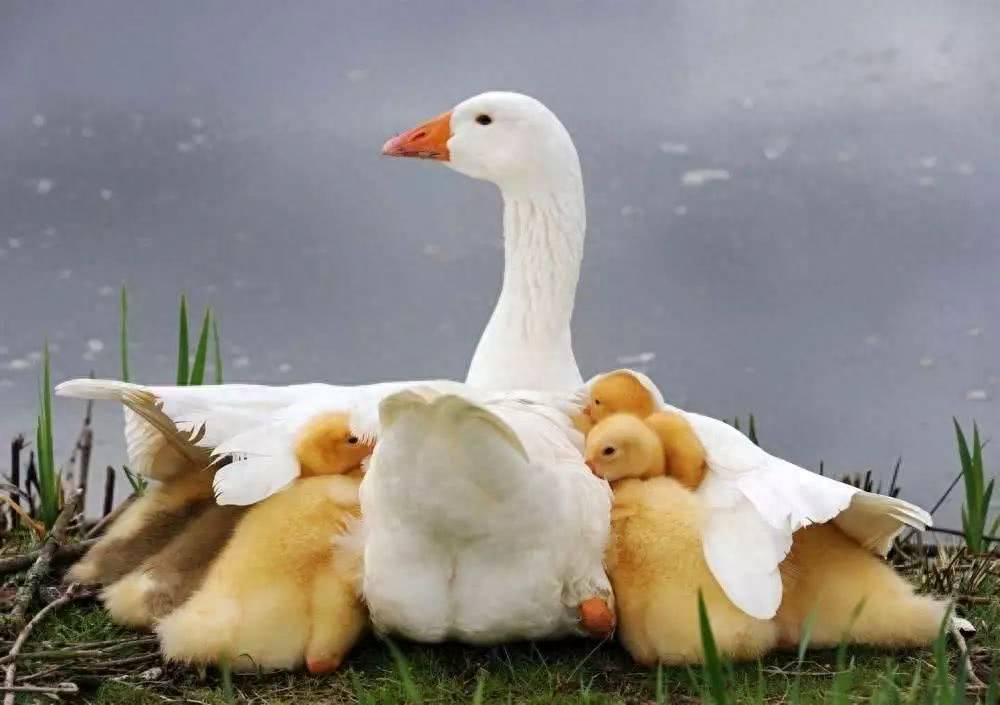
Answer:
[585, 459, 597, 474]
[381, 111, 452, 161]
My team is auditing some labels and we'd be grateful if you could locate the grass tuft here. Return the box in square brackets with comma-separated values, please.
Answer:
[188, 306, 213, 386]
[697, 591, 728, 705]
[176, 294, 190, 385]
[35, 341, 60, 528]
[954, 418, 995, 554]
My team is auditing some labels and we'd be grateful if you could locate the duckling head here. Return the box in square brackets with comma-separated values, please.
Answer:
[294, 412, 375, 477]
[586, 371, 656, 422]
[584, 413, 663, 482]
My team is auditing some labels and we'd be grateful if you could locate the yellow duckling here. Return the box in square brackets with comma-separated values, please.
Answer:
[588, 416, 948, 657]
[156, 412, 372, 674]
[101, 502, 244, 628]
[585, 415, 778, 665]
[776, 522, 948, 648]
[67, 469, 216, 587]
[585, 371, 657, 423]
[584, 372, 706, 489]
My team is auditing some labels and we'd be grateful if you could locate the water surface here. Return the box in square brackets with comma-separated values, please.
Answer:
[1, 2, 997, 521]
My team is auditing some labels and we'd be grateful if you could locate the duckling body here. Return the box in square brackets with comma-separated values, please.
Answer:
[156, 413, 371, 673]
[156, 473, 366, 673]
[101, 503, 244, 627]
[643, 412, 707, 490]
[777, 522, 947, 648]
[585, 414, 775, 663]
[610, 477, 778, 664]
[67, 470, 215, 587]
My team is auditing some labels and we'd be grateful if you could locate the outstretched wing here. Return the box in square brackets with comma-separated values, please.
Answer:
[56, 379, 335, 480]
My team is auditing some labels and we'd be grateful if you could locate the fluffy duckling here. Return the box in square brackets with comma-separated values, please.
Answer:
[586, 420, 777, 664]
[157, 414, 373, 674]
[294, 412, 373, 477]
[585, 370, 658, 423]
[101, 503, 245, 628]
[586, 412, 707, 490]
[777, 522, 948, 648]
[67, 469, 216, 587]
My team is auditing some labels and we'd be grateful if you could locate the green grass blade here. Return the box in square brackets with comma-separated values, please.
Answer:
[176, 295, 189, 385]
[697, 591, 727, 705]
[472, 670, 487, 705]
[218, 656, 234, 704]
[119, 284, 130, 383]
[748, 414, 759, 446]
[796, 610, 816, 666]
[188, 307, 212, 386]
[950, 655, 967, 705]
[985, 669, 998, 705]
[351, 671, 376, 705]
[212, 317, 223, 384]
[656, 663, 667, 705]
[36, 341, 59, 528]
[384, 637, 422, 704]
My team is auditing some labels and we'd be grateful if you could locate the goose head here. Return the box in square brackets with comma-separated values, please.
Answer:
[382, 91, 581, 193]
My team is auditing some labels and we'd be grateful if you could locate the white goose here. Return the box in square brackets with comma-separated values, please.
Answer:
[377, 92, 932, 622]
[357, 92, 619, 643]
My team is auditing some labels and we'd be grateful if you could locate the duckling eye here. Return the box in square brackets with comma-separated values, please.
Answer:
[475, 114, 492, 126]
[594, 399, 602, 406]
[602, 446, 616, 457]
[347, 436, 359, 445]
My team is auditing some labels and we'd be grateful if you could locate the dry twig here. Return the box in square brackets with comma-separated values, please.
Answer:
[5, 489, 82, 631]
[85, 492, 136, 539]
[0, 681, 78, 696]
[0, 539, 95, 577]
[2, 584, 83, 705]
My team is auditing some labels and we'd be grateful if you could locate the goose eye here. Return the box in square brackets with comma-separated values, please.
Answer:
[475, 114, 492, 126]
[347, 436, 359, 445]
[602, 446, 616, 457]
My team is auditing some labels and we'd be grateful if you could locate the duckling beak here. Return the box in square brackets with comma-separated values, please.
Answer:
[382, 111, 452, 161]
[584, 459, 597, 474]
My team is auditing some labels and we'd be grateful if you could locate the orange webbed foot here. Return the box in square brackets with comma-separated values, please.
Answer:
[306, 654, 344, 675]
[579, 597, 616, 638]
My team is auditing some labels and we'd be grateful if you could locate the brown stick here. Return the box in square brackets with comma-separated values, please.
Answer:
[24, 453, 37, 518]
[2, 584, 81, 705]
[77, 426, 93, 498]
[5, 490, 82, 631]
[0, 540, 96, 577]
[7, 436, 23, 531]
[102, 467, 115, 517]
[0, 682, 78, 696]
[85, 492, 135, 539]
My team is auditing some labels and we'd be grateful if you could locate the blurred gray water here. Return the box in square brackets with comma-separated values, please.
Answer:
[0, 1, 997, 522]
